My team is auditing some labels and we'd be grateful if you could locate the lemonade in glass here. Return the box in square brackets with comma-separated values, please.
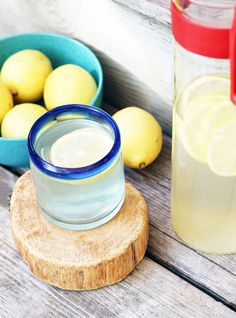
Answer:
[28, 105, 125, 230]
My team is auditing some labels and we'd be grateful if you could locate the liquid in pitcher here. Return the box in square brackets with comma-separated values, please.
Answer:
[171, 74, 236, 254]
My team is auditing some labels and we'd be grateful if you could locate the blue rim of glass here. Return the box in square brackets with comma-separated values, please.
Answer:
[28, 104, 121, 180]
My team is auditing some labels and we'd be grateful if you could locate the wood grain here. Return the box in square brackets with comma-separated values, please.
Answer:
[125, 135, 236, 308]
[0, 0, 231, 136]
[1, 166, 235, 317]
[0, 0, 236, 314]
[7, 115, 236, 308]
[10, 172, 148, 290]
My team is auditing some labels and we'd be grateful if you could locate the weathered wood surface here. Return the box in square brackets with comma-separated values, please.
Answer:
[1, 0, 236, 315]
[0, 0, 173, 133]
[125, 135, 236, 309]
[1, 167, 235, 317]
[6, 105, 236, 311]
[103, 105, 236, 309]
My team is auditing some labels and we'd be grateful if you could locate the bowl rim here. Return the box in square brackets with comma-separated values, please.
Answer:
[0, 32, 103, 142]
[0, 137, 27, 142]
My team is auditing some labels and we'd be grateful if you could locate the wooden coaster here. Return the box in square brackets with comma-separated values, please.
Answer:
[10, 171, 148, 290]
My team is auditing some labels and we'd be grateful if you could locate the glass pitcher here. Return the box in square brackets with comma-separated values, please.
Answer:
[171, 0, 236, 253]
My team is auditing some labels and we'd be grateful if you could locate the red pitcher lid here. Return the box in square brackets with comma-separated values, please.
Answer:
[171, 1, 230, 58]
[171, 0, 236, 104]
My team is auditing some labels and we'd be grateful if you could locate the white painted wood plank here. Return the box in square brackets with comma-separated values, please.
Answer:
[0, 0, 173, 133]
[0, 167, 234, 317]
[114, 0, 171, 24]
[0, 0, 229, 135]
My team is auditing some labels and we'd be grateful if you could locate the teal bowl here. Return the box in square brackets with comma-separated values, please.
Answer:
[0, 32, 103, 167]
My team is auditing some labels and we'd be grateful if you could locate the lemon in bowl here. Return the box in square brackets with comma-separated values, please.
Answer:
[1, 49, 53, 103]
[0, 32, 103, 167]
[44, 64, 98, 110]
[0, 81, 13, 123]
[1, 104, 47, 138]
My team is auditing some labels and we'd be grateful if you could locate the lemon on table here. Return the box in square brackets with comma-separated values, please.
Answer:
[0, 81, 13, 124]
[1, 49, 53, 102]
[44, 64, 97, 110]
[113, 106, 162, 169]
[1, 103, 47, 138]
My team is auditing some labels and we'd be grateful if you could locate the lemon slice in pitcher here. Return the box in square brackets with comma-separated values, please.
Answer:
[208, 121, 236, 177]
[181, 95, 230, 162]
[177, 74, 231, 162]
[178, 74, 230, 120]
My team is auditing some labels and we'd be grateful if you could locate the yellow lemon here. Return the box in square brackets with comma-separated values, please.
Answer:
[113, 107, 162, 169]
[44, 64, 97, 110]
[1, 49, 52, 102]
[0, 81, 13, 124]
[1, 103, 47, 138]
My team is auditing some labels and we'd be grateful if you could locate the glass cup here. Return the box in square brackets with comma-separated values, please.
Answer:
[28, 104, 125, 230]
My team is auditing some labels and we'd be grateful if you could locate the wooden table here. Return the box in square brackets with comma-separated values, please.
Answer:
[1, 0, 236, 316]
[1, 134, 236, 317]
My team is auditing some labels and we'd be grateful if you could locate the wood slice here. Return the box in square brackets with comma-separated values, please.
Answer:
[10, 171, 148, 290]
